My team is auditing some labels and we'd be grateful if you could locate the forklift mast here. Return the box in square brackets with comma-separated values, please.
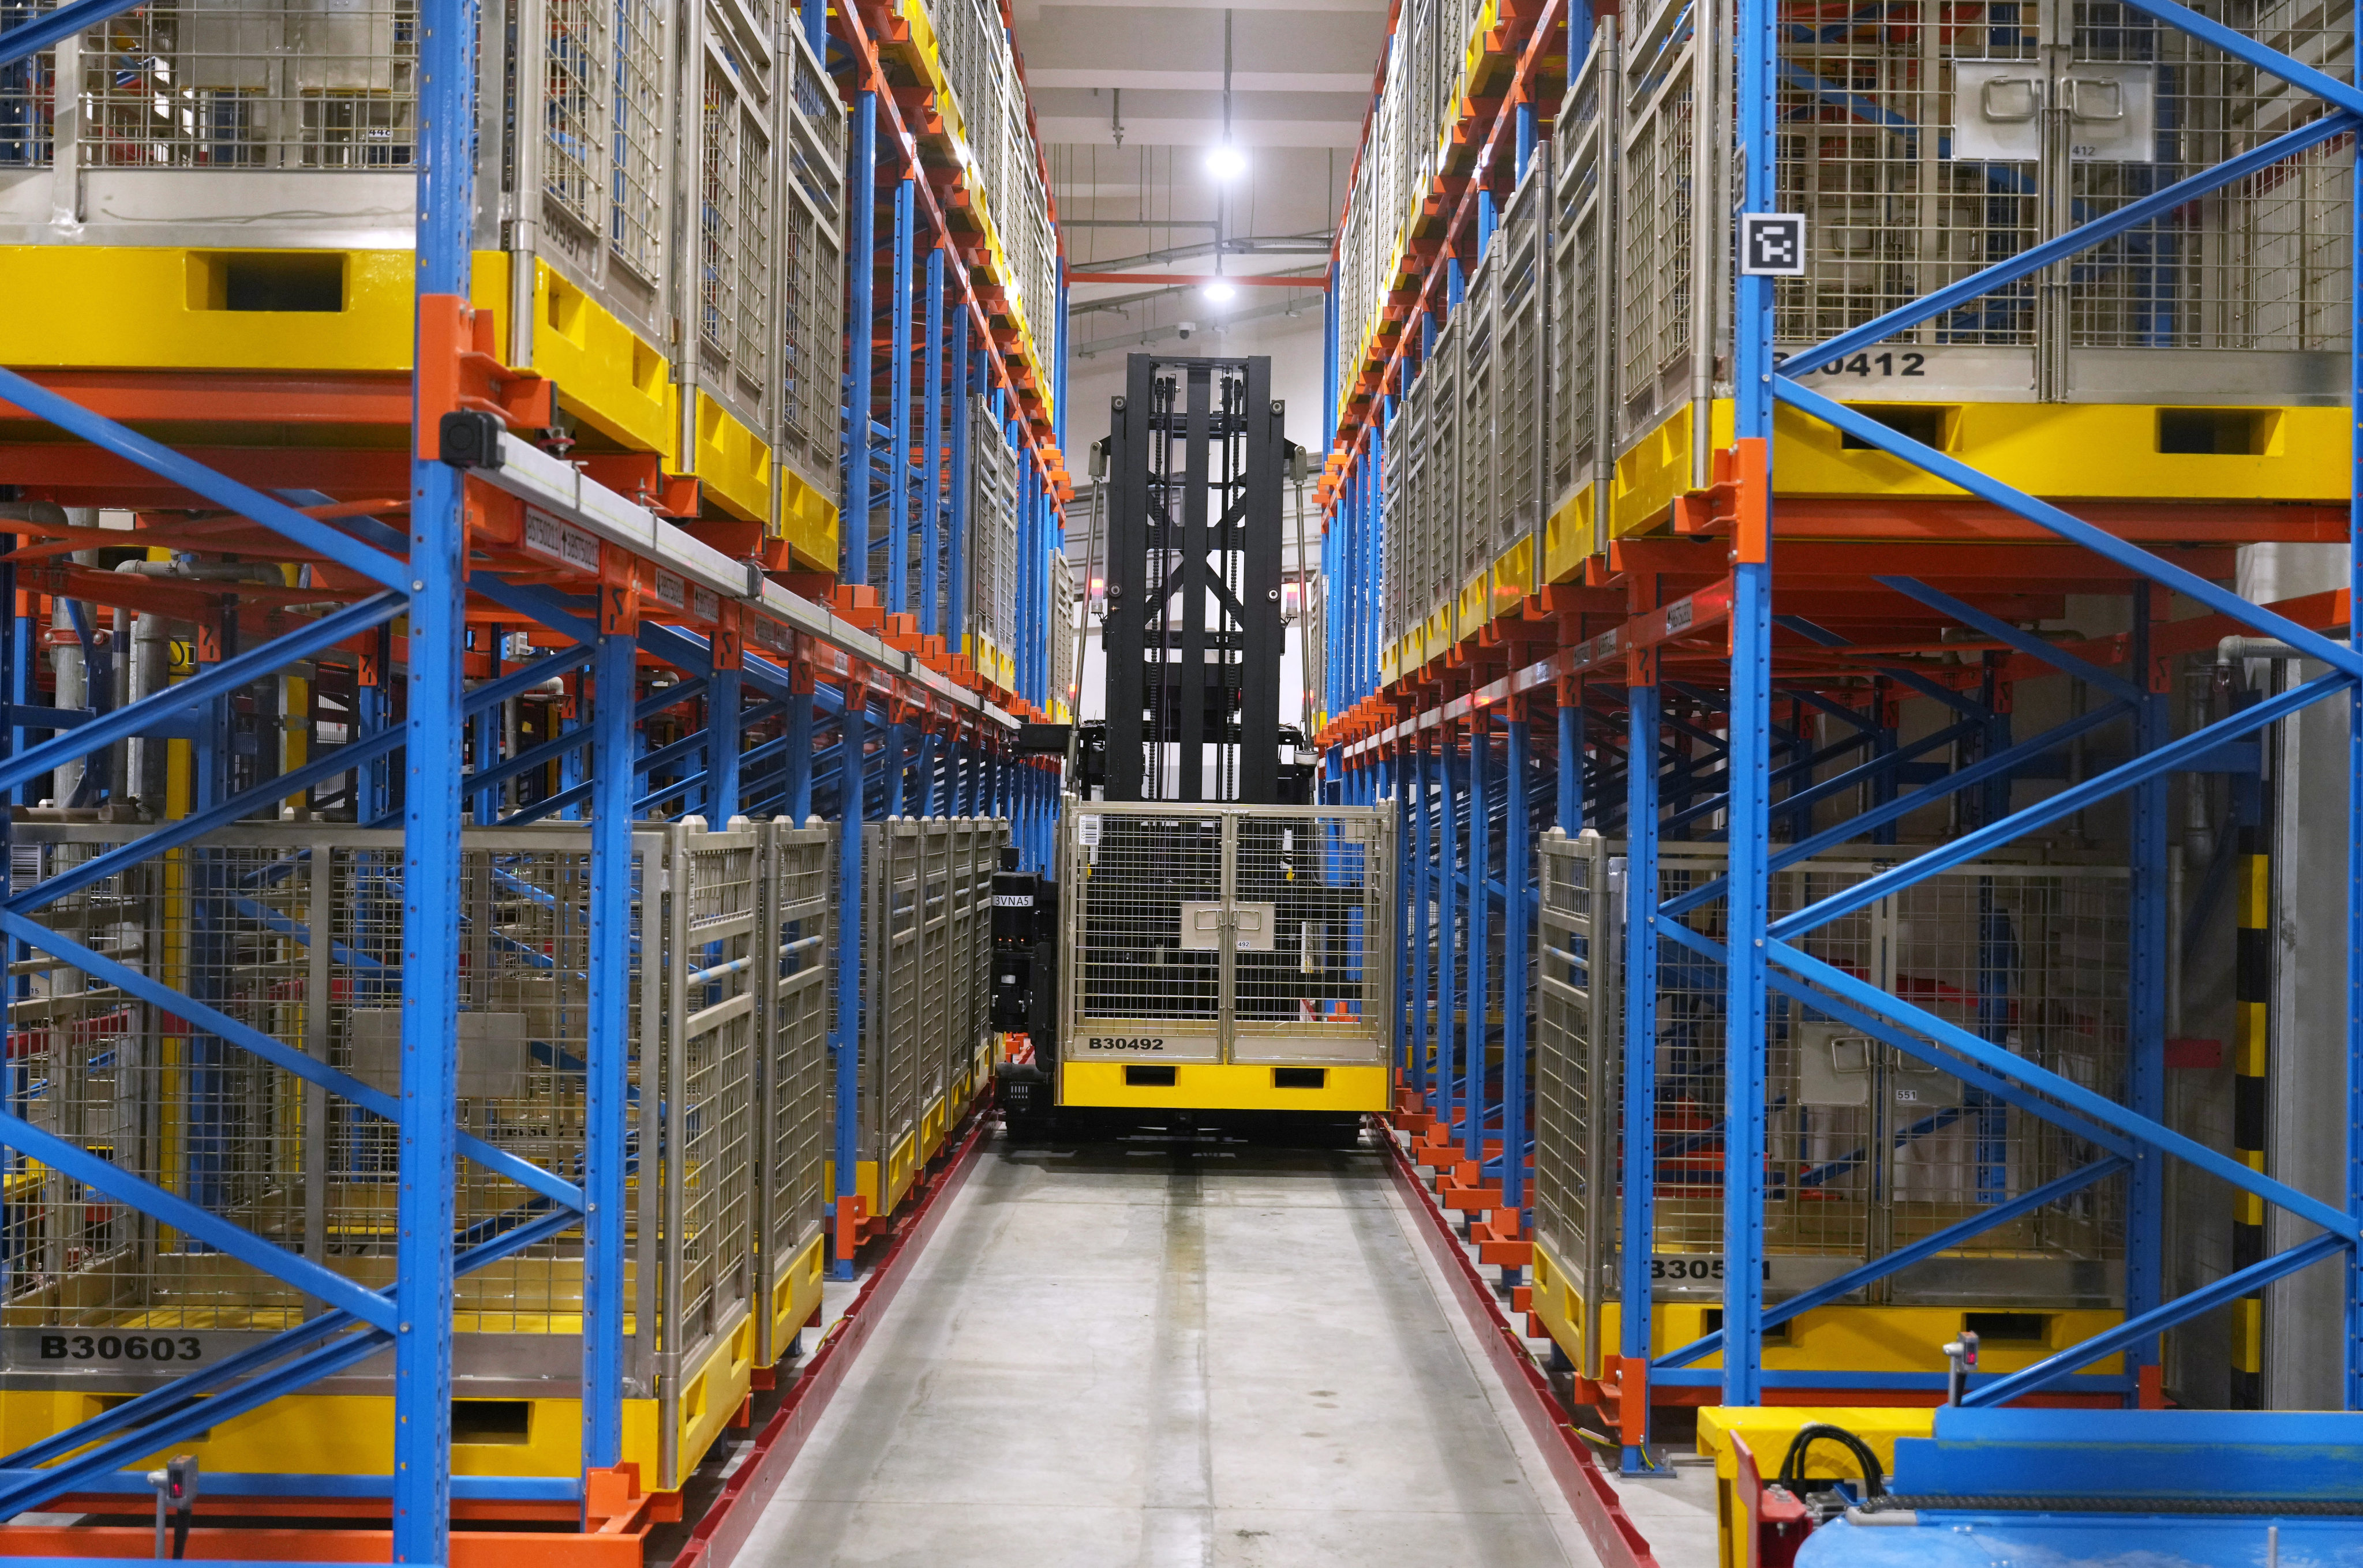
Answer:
[1100, 354, 1289, 805]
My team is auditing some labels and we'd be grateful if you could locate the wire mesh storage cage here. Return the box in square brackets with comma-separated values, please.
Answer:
[965, 393, 1023, 678]
[1046, 547, 1076, 715]
[1395, 146, 1554, 646]
[1531, 830, 2130, 1379]
[776, 24, 850, 504]
[0, 816, 832, 1490]
[0, 0, 849, 530]
[1590, 0, 2353, 485]
[836, 818, 1004, 1216]
[1058, 802, 1395, 1067]
[903, 0, 1054, 346]
[1331, 0, 1493, 412]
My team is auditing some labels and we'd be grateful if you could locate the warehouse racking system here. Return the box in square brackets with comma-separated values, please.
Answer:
[1316, 0, 2363, 1475]
[0, 0, 1072, 1555]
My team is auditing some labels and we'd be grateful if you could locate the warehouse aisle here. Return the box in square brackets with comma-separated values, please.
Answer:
[736, 1127, 1604, 1567]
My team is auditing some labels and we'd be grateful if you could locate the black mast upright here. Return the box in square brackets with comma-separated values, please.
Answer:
[1099, 354, 1287, 805]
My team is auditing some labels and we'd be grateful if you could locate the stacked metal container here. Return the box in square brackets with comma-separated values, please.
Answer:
[844, 817, 1007, 1219]
[913, 0, 1057, 357]
[1354, 0, 2352, 670]
[0, 816, 833, 1491]
[1530, 830, 2132, 1382]
[1330, 0, 1492, 427]
[1048, 547, 1077, 717]
[965, 392, 1024, 687]
[1551, 0, 2353, 545]
[0, 0, 847, 543]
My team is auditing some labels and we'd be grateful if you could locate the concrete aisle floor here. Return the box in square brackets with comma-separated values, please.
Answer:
[737, 1127, 1607, 1567]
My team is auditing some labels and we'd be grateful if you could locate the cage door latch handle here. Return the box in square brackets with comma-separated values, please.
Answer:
[1979, 75, 2043, 122]
[2060, 74, 2126, 122]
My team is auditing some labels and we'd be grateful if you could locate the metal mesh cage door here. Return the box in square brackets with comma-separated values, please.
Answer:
[1061, 803, 1394, 1068]
[0, 823, 693, 1467]
[1228, 807, 1394, 1066]
[656, 820, 761, 1487]
[1543, 840, 2130, 1322]
[1533, 830, 1620, 1378]
[778, 22, 847, 511]
[1062, 805, 1226, 1063]
[754, 818, 829, 1368]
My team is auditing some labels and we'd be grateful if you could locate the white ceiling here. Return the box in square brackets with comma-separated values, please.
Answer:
[1014, 0, 1390, 453]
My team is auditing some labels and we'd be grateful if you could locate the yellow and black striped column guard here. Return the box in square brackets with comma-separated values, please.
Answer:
[2231, 826, 2269, 1408]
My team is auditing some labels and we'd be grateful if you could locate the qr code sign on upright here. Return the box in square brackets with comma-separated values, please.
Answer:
[1739, 213, 1807, 276]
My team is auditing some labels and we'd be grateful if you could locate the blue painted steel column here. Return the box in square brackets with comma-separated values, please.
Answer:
[832, 674, 868, 1279]
[844, 94, 877, 588]
[1503, 707, 1530, 1218]
[1619, 666, 1661, 1472]
[922, 244, 946, 639]
[1722, 0, 1777, 1411]
[2126, 590, 2167, 1399]
[1413, 743, 1433, 1105]
[397, 0, 471, 1538]
[1464, 704, 1489, 1164]
[1436, 725, 1459, 1138]
[706, 662, 742, 821]
[1558, 687, 1582, 831]
[883, 717, 908, 818]
[785, 673, 814, 822]
[1394, 748, 1414, 1082]
[949, 332, 973, 651]
[801, 0, 823, 57]
[473, 627, 501, 823]
[581, 628, 635, 1475]
[887, 176, 915, 616]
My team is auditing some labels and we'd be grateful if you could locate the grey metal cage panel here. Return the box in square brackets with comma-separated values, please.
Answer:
[849, 818, 1006, 1164]
[1495, 150, 1550, 561]
[1455, 255, 1497, 592]
[1381, 391, 1411, 649]
[0, 819, 783, 1486]
[1048, 550, 1076, 715]
[1616, 0, 1698, 450]
[1533, 831, 1619, 1378]
[691, 14, 779, 442]
[1550, 35, 1612, 520]
[656, 819, 761, 1483]
[915, 823, 953, 1113]
[779, 25, 848, 502]
[967, 395, 1021, 662]
[754, 819, 829, 1367]
[859, 821, 922, 1163]
[1530, 835, 2131, 1328]
[1424, 313, 1461, 633]
[521, 0, 676, 348]
[1059, 802, 1395, 1067]
[71, 0, 420, 171]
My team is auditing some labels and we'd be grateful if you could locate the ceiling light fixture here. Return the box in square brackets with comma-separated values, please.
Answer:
[1206, 143, 1246, 181]
[1203, 278, 1236, 303]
